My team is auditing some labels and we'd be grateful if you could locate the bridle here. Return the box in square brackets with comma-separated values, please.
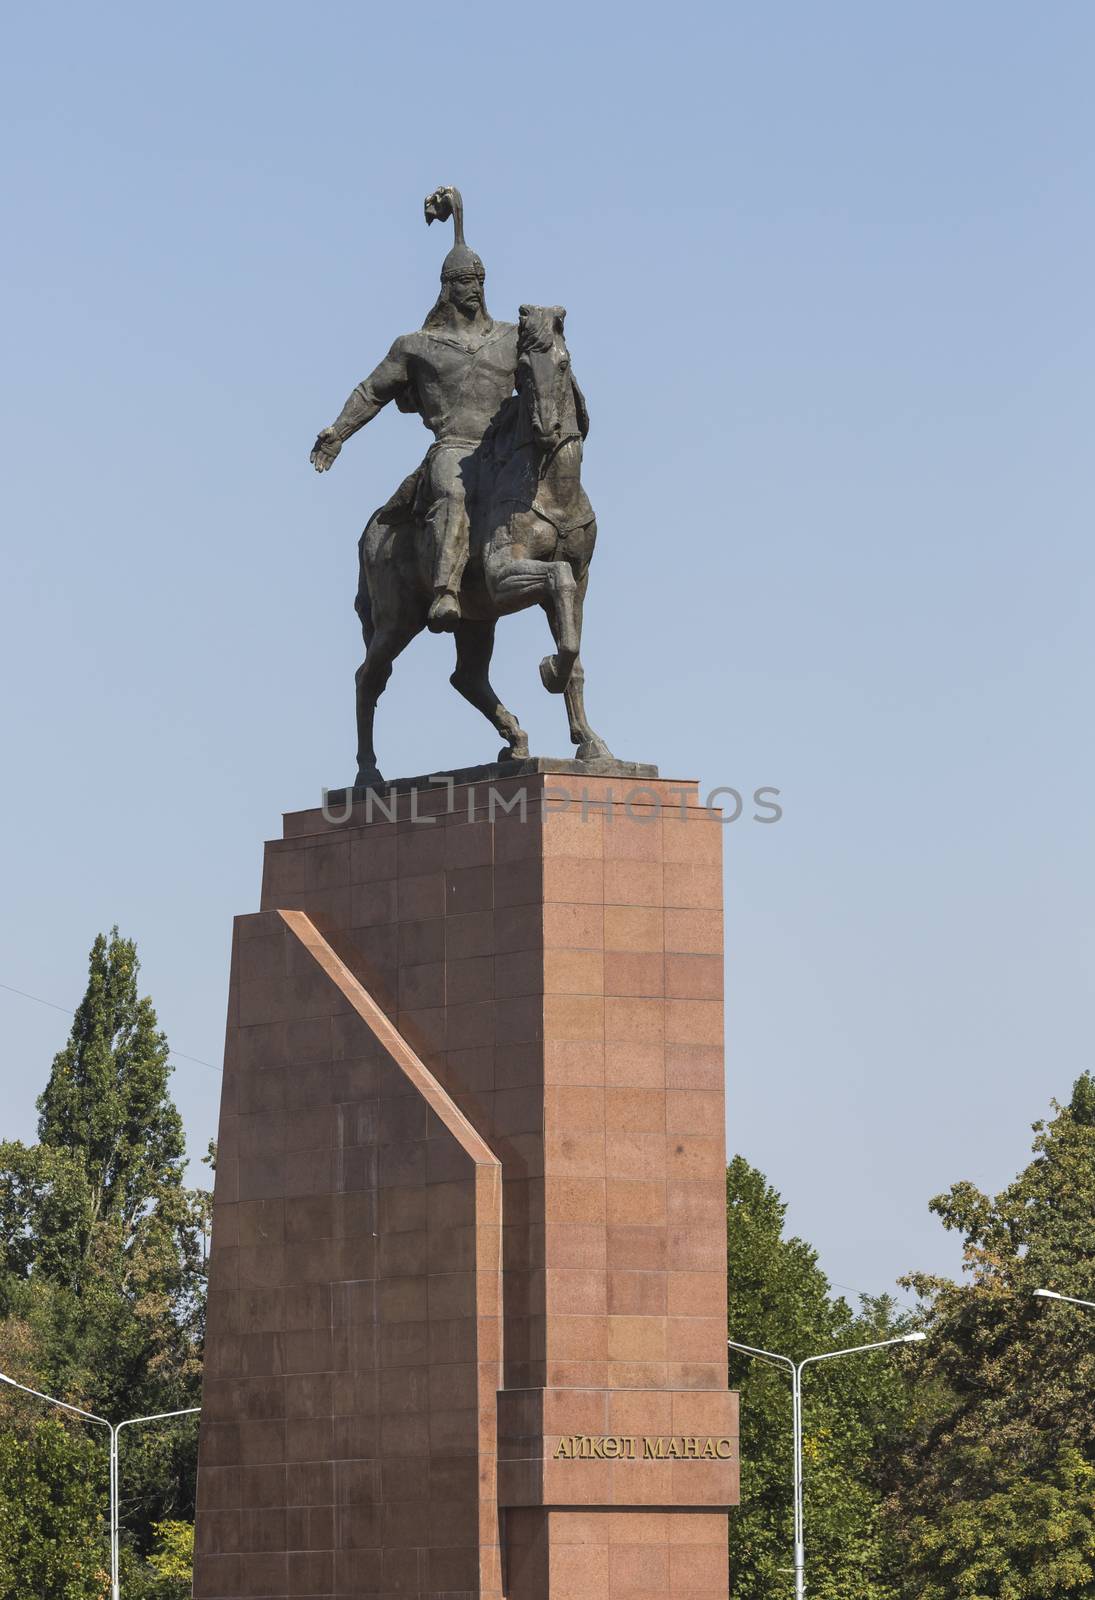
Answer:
[515, 348, 580, 466]
[493, 341, 590, 539]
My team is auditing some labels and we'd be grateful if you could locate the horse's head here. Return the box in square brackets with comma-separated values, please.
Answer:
[517, 304, 574, 450]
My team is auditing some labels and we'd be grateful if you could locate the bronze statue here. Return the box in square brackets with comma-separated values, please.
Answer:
[311, 187, 613, 788]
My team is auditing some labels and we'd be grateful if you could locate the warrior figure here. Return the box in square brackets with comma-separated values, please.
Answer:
[310, 187, 518, 632]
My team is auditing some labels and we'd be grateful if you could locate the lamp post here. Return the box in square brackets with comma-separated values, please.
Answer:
[1034, 1288, 1095, 1311]
[727, 1331, 926, 1600]
[0, 1370, 199, 1599]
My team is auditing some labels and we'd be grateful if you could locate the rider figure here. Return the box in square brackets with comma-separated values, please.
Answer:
[310, 188, 518, 632]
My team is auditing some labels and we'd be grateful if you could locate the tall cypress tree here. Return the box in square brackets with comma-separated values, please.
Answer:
[0, 929, 206, 1582]
[36, 927, 185, 1268]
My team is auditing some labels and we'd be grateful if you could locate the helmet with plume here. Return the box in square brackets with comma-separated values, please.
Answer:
[424, 186, 485, 283]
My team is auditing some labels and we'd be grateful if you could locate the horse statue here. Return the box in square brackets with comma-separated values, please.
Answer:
[353, 304, 614, 787]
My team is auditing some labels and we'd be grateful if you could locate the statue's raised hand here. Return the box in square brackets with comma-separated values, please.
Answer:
[310, 428, 342, 472]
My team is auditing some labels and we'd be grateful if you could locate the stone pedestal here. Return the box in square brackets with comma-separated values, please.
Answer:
[194, 766, 737, 1599]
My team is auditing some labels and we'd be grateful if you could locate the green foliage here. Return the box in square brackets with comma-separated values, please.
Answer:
[146, 1520, 194, 1599]
[900, 1450, 1095, 1599]
[0, 929, 207, 1588]
[727, 1157, 912, 1600]
[886, 1073, 1095, 1597]
[0, 1416, 109, 1600]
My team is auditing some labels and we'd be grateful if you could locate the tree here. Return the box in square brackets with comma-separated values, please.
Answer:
[885, 1074, 1095, 1597]
[0, 1415, 109, 1600]
[0, 929, 208, 1582]
[146, 1520, 195, 1600]
[727, 1157, 911, 1599]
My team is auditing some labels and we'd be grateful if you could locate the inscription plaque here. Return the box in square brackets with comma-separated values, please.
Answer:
[553, 1435, 737, 1461]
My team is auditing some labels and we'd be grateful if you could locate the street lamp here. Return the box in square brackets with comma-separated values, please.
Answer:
[727, 1331, 926, 1600]
[0, 1370, 199, 1600]
[1034, 1288, 1095, 1310]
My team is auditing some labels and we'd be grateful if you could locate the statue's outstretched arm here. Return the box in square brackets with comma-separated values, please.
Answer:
[310, 340, 412, 473]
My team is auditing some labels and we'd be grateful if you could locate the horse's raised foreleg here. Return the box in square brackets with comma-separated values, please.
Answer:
[486, 549, 580, 694]
[546, 569, 614, 761]
[450, 620, 530, 764]
[355, 622, 419, 787]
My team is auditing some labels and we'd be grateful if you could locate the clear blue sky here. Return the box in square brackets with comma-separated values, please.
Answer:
[2, 2, 1092, 1304]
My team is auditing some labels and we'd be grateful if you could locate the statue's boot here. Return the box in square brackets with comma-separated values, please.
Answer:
[427, 588, 461, 632]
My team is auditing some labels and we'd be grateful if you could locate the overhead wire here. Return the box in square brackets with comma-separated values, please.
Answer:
[0, 980, 220, 1073]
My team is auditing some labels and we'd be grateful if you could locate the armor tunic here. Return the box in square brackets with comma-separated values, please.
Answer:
[331, 320, 519, 601]
[332, 322, 519, 448]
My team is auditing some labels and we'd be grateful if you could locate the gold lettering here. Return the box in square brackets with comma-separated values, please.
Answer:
[555, 1433, 736, 1465]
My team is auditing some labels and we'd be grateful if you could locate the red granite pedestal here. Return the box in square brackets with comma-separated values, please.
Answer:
[194, 768, 737, 1599]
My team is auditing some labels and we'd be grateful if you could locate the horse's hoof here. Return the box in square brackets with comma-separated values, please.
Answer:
[576, 738, 613, 762]
[540, 654, 571, 694]
[498, 741, 529, 764]
[354, 766, 385, 790]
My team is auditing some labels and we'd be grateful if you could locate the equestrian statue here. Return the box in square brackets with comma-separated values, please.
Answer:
[310, 186, 614, 787]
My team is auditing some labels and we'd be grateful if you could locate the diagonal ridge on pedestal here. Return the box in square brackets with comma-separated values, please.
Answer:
[278, 908, 500, 1170]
